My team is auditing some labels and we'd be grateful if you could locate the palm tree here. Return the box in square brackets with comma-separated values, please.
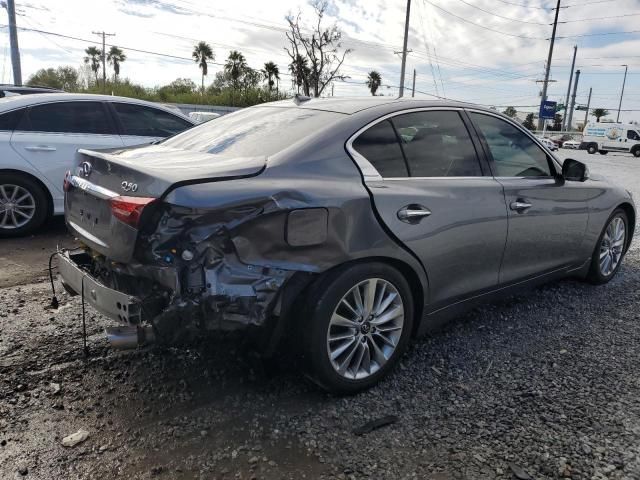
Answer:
[592, 108, 610, 123]
[289, 54, 310, 95]
[192, 41, 214, 92]
[261, 61, 280, 98]
[84, 46, 102, 85]
[106, 46, 126, 82]
[366, 71, 382, 96]
[225, 50, 248, 104]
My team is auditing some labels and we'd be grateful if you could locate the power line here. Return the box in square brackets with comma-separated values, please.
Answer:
[558, 30, 640, 39]
[491, 0, 549, 10]
[452, 0, 550, 25]
[422, 0, 547, 40]
[560, 13, 640, 22]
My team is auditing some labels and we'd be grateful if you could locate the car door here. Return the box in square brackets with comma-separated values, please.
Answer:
[468, 111, 590, 284]
[349, 109, 508, 307]
[109, 102, 194, 146]
[10, 101, 123, 195]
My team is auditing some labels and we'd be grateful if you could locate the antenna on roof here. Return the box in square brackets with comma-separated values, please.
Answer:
[293, 93, 312, 105]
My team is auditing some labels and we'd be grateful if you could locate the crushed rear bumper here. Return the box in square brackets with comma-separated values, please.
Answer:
[57, 250, 142, 324]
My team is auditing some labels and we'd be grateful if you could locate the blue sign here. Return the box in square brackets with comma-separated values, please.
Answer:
[539, 100, 557, 120]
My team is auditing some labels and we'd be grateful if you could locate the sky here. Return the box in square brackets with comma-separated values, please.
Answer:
[2, 0, 640, 124]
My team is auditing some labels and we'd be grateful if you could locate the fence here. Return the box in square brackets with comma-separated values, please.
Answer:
[165, 103, 241, 117]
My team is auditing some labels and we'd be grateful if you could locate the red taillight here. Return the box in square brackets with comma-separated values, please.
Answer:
[63, 170, 72, 192]
[109, 196, 156, 228]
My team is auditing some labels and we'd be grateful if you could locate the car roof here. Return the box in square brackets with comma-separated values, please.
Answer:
[263, 96, 482, 115]
[0, 92, 193, 120]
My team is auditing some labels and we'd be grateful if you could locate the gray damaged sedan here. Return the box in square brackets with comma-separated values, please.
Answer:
[57, 97, 635, 393]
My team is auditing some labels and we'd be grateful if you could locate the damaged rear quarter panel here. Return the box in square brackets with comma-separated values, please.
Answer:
[147, 123, 428, 335]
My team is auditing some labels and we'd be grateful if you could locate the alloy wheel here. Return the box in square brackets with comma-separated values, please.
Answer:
[0, 184, 36, 229]
[326, 278, 404, 380]
[599, 216, 626, 276]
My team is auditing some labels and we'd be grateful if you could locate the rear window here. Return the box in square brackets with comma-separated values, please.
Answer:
[19, 101, 112, 134]
[161, 107, 342, 157]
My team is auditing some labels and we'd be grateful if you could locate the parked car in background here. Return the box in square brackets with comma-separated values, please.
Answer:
[0, 93, 195, 236]
[188, 111, 221, 123]
[58, 97, 635, 393]
[537, 137, 558, 151]
[0, 84, 64, 98]
[563, 139, 581, 149]
[581, 122, 640, 157]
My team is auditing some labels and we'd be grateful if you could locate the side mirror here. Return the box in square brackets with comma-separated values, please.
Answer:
[562, 158, 589, 182]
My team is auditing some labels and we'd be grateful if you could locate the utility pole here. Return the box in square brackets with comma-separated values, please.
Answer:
[567, 69, 580, 131]
[6, 0, 21, 85]
[412, 69, 416, 97]
[583, 87, 592, 127]
[562, 45, 577, 131]
[398, 0, 411, 98]
[616, 64, 628, 122]
[538, 0, 562, 130]
[92, 30, 115, 93]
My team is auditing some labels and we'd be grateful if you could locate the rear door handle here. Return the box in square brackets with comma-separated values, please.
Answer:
[24, 145, 56, 152]
[397, 204, 432, 224]
[510, 200, 532, 212]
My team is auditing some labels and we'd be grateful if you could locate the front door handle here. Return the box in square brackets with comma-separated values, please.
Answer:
[24, 145, 56, 152]
[510, 200, 532, 212]
[397, 204, 432, 224]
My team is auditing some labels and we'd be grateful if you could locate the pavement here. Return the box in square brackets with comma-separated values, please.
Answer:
[1, 149, 639, 479]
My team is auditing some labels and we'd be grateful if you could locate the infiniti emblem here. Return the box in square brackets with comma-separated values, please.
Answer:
[80, 161, 92, 177]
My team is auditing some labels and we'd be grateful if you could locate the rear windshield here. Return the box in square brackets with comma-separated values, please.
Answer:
[161, 106, 342, 157]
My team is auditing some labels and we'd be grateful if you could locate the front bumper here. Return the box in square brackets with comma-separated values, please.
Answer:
[57, 250, 142, 324]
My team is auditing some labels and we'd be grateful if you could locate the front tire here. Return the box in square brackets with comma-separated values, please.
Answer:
[303, 263, 414, 394]
[587, 144, 598, 154]
[0, 173, 49, 237]
[632, 148, 640, 158]
[587, 209, 629, 284]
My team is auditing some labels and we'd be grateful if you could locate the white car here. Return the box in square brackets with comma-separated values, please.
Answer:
[537, 137, 558, 151]
[188, 111, 221, 123]
[563, 140, 581, 149]
[0, 93, 195, 236]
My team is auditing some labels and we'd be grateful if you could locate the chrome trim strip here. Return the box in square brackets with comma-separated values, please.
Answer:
[68, 175, 118, 200]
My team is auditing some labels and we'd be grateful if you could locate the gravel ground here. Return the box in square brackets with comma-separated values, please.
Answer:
[1, 150, 639, 480]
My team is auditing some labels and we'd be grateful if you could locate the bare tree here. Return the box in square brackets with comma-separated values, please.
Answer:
[284, 0, 351, 97]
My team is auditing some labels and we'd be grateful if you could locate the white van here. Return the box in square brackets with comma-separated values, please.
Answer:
[581, 122, 640, 157]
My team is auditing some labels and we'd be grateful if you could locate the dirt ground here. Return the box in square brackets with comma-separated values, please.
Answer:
[1, 150, 640, 480]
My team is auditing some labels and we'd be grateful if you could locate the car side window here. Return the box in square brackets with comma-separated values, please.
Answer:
[391, 111, 482, 177]
[113, 103, 192, 137]
[627, 130, 640, 141]
[0, 108, 25, 130]
[352, 119, 409, 177]
[470, 113, 551, 178]
[19, 102, 112, 134]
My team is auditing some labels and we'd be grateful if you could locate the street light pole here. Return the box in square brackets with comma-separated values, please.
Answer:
[562, 45, 577, 131]
[6, 0, 22, 85]
[616, 65, 628, 123]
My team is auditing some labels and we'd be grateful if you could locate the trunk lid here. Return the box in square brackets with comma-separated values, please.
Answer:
[65, 145, 266, 262]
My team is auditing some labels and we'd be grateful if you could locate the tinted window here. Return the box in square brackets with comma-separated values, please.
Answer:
[627, 130, 640, 141]
[114, 103, 192, 137]
[392, 111, 481, 177]
[162, 107, 341, 158]
[352, 120, 408, 177]
[0, 108, 25, 130]
[470, 113, 551, 177]
[21, 102, 111, 134]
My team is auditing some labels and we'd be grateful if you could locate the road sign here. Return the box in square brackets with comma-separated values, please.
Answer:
[539, 100, 557, 120]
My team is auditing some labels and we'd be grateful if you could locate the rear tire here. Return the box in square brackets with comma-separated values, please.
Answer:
[302, 262, 414, 394]
[587, 208, 629, 284]
[599, 150, 608, 155]
[0, 173, 49, 237]
[587, 144, 598, 154]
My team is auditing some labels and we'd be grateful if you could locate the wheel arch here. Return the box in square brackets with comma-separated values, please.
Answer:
[0, 168, 54, 218]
